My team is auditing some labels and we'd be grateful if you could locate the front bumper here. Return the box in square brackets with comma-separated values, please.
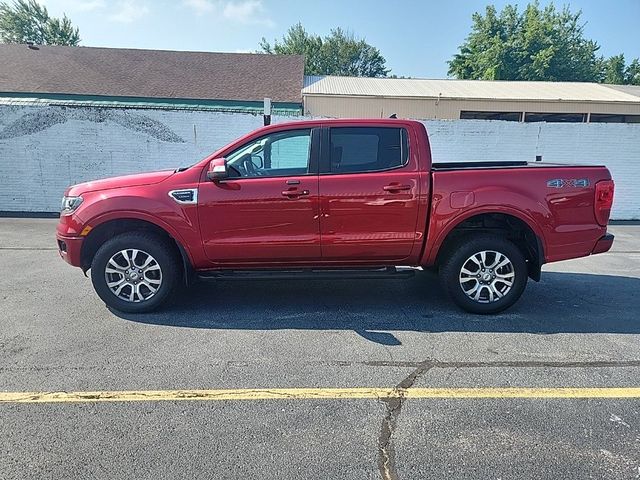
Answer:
[56, 212, 88, 268]
[591, 233, 614, 255]
[56, 233, 84, 267]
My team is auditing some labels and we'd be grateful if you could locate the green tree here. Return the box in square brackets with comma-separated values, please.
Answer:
[448, 2, 639, 85]
[260, 23, 389, 77]
[600, 54, 626, 85]
[260, 23, 324, 75]
[0, 0, 80, 46]
[624, 58, 640, 86]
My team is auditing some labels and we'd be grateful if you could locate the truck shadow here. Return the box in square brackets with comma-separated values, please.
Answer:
[112, 271, 640, 344]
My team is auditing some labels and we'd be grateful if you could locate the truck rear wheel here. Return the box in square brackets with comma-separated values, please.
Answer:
[90, 232, 179, 313]
[439, 234, 527, 314]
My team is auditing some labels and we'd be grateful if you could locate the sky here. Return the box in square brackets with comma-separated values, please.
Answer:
[39, 0, 640, 78]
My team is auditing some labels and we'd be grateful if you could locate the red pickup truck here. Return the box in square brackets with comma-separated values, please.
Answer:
[56, 118, 615, 314]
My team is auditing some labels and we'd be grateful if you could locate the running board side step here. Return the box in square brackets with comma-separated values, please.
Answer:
[197, 266, 417, 281]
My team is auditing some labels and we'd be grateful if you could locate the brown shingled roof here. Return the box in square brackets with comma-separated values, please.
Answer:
[0, 44, 304, 103]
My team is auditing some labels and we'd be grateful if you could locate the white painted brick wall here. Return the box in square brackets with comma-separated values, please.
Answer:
[423, 120, 640, 219]
[0, 105, 271, 213]
[0, 105, 638, 219]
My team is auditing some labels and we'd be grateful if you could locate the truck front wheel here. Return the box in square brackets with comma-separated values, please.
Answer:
[439, 235, 528, 314]
[90, 232, 179, 313]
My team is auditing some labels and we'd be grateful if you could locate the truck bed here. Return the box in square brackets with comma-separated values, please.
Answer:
[432, 161, 602, 171]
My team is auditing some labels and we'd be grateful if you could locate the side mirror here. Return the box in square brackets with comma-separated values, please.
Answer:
[207, 158, 228, 181]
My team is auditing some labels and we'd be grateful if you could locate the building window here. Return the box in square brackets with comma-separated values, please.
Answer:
[524, 113, 587, 123]
[460, 111, 522, 121]
[460, 110, 640, 123]
[590, 114, 640, 124]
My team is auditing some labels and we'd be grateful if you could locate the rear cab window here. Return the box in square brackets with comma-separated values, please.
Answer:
[326, 127, 409, 174]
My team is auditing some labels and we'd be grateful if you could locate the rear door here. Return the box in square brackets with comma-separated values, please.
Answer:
[318, 125, 421, 261]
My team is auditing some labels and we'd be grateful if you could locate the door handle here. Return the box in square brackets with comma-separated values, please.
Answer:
[282, 189, 310, 198]
[383, 184, 412, 192]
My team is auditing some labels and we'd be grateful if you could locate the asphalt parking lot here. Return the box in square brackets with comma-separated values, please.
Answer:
[1, 218, 639, 479]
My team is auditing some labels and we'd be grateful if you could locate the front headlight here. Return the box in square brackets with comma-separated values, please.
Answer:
[60, 195, 83, 216]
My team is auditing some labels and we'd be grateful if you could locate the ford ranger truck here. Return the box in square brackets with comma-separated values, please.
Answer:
[56, 119, 615, 314]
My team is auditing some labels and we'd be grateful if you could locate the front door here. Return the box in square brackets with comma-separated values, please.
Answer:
[198, 128, 321, 264]
[318, 125, 421, 261]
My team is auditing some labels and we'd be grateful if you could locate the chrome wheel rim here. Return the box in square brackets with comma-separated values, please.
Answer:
[459, 250, 515, 304]
[104, 249, 162, 303]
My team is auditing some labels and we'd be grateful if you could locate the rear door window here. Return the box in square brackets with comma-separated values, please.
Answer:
[327, 127, 408, 174]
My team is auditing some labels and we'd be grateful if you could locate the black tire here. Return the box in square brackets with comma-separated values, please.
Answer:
[439, 234, 527, 314]
[91, 232, 180, 313]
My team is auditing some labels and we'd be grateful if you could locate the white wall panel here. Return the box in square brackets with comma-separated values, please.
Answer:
[0, 105, 637, 219]
[423, 120, 640, 219]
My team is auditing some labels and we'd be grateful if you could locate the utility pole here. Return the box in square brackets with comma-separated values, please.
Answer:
[263, 98, 272, 126]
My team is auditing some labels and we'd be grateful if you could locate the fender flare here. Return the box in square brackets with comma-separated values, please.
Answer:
[82, 210, 197, 267]
[423, 205, 547, 267]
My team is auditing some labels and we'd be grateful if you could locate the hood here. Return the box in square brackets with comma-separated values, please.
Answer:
[66, 170, 175, 196]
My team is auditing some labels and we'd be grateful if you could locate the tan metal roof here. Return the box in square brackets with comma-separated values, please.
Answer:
[604, 84, 640, 99]
[303, 76, 640, 103]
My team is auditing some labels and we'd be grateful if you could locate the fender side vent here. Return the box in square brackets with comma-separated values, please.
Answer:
[169, 188, 198, 204]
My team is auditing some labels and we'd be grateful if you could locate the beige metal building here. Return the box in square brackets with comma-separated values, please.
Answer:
[303, 76, 640, 123]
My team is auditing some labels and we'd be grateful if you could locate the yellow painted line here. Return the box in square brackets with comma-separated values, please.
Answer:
[407, 387, 640, 399]
[1, 387, 640, 404]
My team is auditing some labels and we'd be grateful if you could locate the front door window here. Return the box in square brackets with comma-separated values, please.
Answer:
[226, 129, 312, 178]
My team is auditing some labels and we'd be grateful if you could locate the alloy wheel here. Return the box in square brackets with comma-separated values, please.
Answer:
[458, 250, 515, 303]
[104, 249, 163, 303]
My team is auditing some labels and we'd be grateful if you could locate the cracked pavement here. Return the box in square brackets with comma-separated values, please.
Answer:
[1, 219, 640, 479]
[378, 361, 434, 480]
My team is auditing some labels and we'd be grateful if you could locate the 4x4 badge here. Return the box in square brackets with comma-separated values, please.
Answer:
[547, 178, 590, 188]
